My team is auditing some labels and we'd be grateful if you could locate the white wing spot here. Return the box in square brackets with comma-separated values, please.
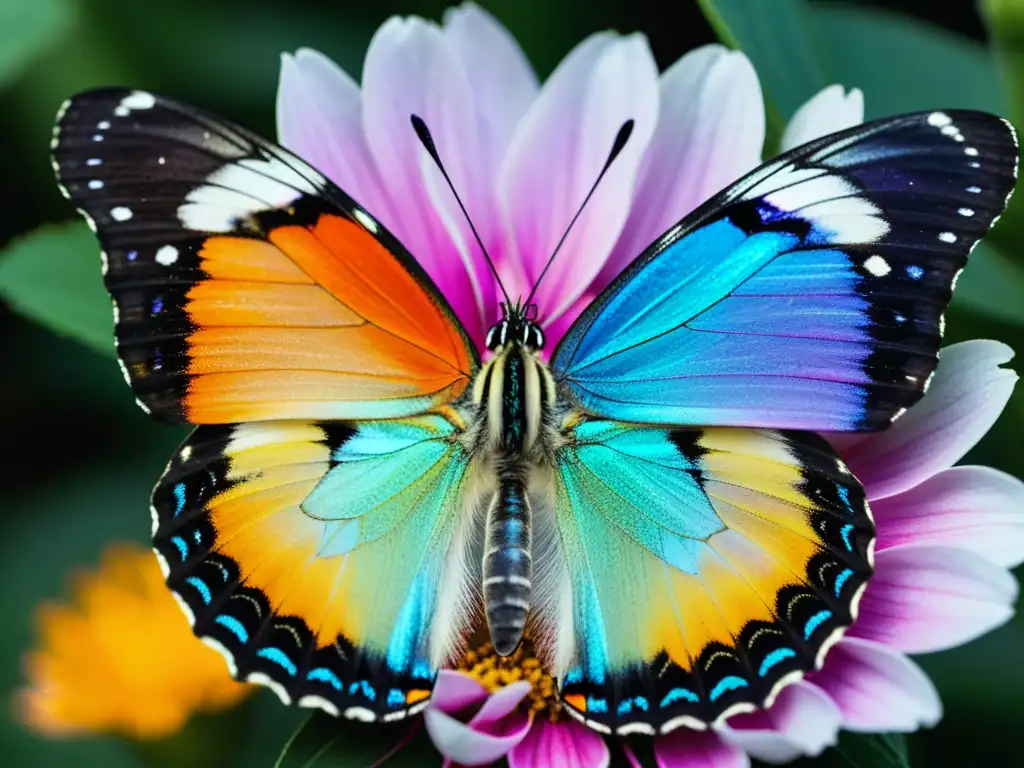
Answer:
[155, 245, 179, 266]
[353, 208, 378, 233]
[958, 207, 975, 217]
[927, 112, 952, 127]
[114, 105, 130, 117]
[969, 161, 981, 169]
[97, 120, 111, 130]
[158, 156, 166, 165]
[119, 91, 156, 111]
[939, 231, 957, 243]
[86, 158, 101, 166]
[110, 206, 133, 222]
[967, 185, 982, 194]
[863, 255, 890, 277]
[965, 147, 980, 157]
[88, 180, 104, 190]
[92, 134, 103, 142]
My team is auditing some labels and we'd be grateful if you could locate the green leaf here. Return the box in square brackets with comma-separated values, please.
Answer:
[797, 732, 913, 768]
[0, 0, 77, 88]
[0, 221, 115, 357]
[951, 241, 1024, 329]
[808, 3, 1004, 118]
[696, 0, 829, 148]
[836, 733, 912, 768]
[276, 713, 441, 768]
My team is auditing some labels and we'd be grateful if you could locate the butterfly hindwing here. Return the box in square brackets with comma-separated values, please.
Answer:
[542, 422, 873, 734]
[552, 110, 1017, 432]
[52, 88, 477, 424]
[151, 414, 474, 720]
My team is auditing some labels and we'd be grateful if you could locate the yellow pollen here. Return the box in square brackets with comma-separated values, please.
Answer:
[457, 641, 562, 721]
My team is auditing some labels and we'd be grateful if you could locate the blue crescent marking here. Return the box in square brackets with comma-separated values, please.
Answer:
[804, 609, 833, 640]
[215, 615, 248, 643]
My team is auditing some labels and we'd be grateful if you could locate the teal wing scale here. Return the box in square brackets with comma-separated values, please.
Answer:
[549, 422, 874, 734]
[150, 414, 471, 721]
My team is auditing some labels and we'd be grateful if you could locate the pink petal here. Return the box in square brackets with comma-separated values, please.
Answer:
[498, 32, 659, 322]
[654, 729, 750, 768]
[424, 707, 531, 767]
[780, 85, 864, 152]
[849, 544, 1017, 654]
[509, 719, 610, 768]
[602, 46, 764, 287]
[841, 340, 1017, 500]
[442, 3, 538, 169]
[811, 637, 942, 732]
[361, 16, 493, 340]
[542, 291, 595, 353]
[874, 465, 1024, 567]
[721, 681, 840, 762]
[431, 670, 491, 714]
[468, 681, 533, 730]
[276, 49, 394, 225]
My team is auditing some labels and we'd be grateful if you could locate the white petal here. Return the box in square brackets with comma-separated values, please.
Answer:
[780, 85, 864, 152]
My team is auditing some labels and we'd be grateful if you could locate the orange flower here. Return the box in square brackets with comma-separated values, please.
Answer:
[16, 542, 251, 740]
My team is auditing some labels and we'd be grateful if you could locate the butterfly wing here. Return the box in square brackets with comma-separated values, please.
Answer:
[52, 88, 477, 424]
[538, 421, 872, 734]
[151, 413, 477, 720]
[551, 110, 1017, 432]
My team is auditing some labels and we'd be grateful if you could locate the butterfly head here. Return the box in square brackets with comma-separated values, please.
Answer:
[486, 302, 545, 352]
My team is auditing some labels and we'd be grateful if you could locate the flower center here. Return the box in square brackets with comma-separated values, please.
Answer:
[457, 639, 562, 721]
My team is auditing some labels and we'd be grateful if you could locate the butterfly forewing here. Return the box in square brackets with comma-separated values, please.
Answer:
[552, 109, 1018, 432]
[52, 88, 477, 425]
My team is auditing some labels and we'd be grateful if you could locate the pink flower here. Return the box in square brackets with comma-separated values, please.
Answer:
[276, 4, 1023, 766]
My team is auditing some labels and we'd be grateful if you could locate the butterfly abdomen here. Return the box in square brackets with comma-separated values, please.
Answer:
[483, 472, 532, 656]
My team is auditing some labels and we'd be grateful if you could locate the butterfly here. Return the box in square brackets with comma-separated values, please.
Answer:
[51, 88, 1017, 736]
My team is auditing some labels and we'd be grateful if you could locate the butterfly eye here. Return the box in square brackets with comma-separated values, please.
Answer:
[485, 322, 508, 351]
[524, 323, 545, 351]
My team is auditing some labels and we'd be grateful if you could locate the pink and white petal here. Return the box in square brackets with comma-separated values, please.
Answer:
[721, 680, 841, 763]
[276, 49, 394, 224]
[424, 707, 531, 767]
[780, 85, 864, 152]
[849, 544, 1018, 654]
[602, 46, 764, 286]
[874, 465, 1024, 567]
[498, 33, 659, 322]
[654, 729, 750, 768]
[442, 3, 538, 168]
[361, 17, 492, 336]
[509, 719, 609, 768]
[467, 681, 533, 730]
[811, 637, 942, 732]
[841, 340, 1017, 500]
[431, 670, 492, 714]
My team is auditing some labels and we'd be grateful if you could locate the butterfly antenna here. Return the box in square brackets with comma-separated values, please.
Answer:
[411, 114, 511, 307]
[523, 120, 635, 308]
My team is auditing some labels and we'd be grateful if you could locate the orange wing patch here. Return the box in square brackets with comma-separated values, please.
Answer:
[175, 213, 475, 424]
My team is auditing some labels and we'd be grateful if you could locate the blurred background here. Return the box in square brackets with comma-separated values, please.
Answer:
[0, 0, 1021, 765]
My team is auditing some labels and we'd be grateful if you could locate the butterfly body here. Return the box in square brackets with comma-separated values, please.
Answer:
[51, 89, 1017, 735]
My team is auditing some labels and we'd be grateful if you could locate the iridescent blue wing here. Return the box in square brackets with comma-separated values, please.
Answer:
[551, 110, 1017, 431]
[151, 414, 475, 721]
[539, 422, 873, 734]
